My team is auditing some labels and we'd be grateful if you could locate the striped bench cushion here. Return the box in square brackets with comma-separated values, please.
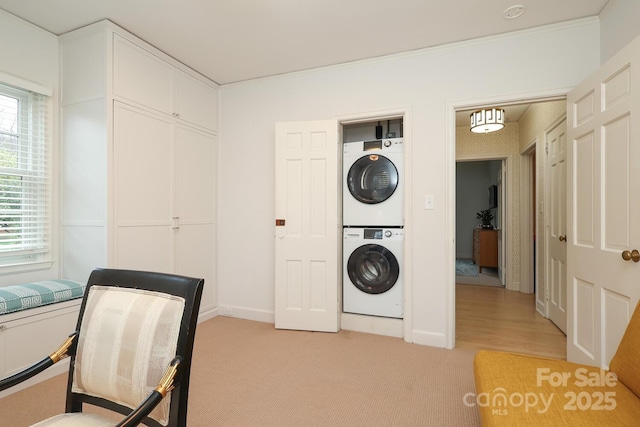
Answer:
[0, 280, 86, 315]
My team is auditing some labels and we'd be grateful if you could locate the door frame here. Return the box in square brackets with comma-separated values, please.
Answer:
[335, 106, 413, 342]
[521, 139, 537, 297]
[456, 155, 510, 286]
[446, 90, 570, 349]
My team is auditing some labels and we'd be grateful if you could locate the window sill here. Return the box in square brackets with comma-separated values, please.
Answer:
[0, 260, 55, 276]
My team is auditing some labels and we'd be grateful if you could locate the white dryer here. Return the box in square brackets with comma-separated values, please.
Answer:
[343, 227, 403, 318]
[343, 138, 404, 227]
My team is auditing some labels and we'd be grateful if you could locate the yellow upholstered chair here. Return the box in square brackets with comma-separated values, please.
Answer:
[0, 268, 203, 427]
[473, 302, 640, 425]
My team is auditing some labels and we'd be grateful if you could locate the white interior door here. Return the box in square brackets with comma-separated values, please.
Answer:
[567, 35, 640, 367]
[275, 120, 340, 332]
[546, 118, 567, 334]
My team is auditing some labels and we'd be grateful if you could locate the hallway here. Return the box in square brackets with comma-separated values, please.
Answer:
[455, 283, 566, 359]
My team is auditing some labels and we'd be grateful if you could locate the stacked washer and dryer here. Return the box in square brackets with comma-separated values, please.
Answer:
[342, 137, 404, 319]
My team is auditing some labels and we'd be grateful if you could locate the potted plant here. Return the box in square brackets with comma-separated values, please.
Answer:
[476, 209, 494, 229]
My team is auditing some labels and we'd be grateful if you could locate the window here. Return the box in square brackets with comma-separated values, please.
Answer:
[0, 82, 49, 268]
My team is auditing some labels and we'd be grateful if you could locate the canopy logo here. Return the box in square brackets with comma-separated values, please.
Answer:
[464, 367, 618, 415]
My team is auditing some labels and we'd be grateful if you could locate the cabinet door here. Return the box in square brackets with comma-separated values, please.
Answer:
[175, 71, 218, 132]
[174, 125, 217, 310]
[176, 223, 216, 310]
[113, 35, 173, 116]
[113, 102, 174, 271]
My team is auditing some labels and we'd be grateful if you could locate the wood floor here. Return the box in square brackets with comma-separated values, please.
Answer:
[455, 283, 567, 359]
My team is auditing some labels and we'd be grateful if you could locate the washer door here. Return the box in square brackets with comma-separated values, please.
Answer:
[347, 244, 399, 294]
[346, 154, 398, 204]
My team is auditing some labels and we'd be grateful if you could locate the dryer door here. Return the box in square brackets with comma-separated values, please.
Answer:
[346, 154, 398, 204]
[347, 244, 399, 294]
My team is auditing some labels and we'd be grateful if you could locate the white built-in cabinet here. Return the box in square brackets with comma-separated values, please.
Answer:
[113, 35, 218, 130]
[60, 20, 218, 316]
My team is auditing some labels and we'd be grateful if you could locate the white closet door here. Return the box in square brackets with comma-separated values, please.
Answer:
[113, 101, 173, 272]
[174, 124, 217, 311]
[275, 120, 339, 332]
[175, 71, 218, 132]
[113, 35, 173, 115]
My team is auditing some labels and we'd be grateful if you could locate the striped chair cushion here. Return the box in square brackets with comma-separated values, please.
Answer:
[72, 285, 185, 426]
[0, 280, 85, 315]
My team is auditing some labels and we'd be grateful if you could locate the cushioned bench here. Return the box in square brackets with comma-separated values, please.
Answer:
[0, 280, 85, 315]
[473, 302, 640, 425]
[0, 279, 86, 398]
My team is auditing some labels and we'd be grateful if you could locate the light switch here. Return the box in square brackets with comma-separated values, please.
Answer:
[424, 195, 435, 210]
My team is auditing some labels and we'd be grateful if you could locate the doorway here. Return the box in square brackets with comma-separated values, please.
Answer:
[455, 159, 504, 287]
[452, 99, 568, 356]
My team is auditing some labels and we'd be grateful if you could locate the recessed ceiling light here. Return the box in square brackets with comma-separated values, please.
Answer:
[504, 5, 526, 19]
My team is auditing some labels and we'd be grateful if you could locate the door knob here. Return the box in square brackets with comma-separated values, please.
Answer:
[559, 235, 567, 242]
[622, 250, 640, 262]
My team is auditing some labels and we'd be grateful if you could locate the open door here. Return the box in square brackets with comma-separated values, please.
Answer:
[274, 120, 340, 332]
[567, 35, 640, 367]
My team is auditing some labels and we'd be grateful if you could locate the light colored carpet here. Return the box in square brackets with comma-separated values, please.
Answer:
[0, 316, 481, 426]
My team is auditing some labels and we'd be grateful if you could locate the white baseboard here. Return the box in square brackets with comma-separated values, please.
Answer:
[411, 329, 448, 348]
[218, 305, 275, 324]
[507, 280, 521, 292]
[197, 306, 219, 323]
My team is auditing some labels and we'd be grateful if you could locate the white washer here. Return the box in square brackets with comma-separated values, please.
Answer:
[343, 138, 404, 227]
[343, 227, 403, 318]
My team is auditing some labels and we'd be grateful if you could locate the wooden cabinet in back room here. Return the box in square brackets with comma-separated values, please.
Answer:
[473, 228, 498, 273]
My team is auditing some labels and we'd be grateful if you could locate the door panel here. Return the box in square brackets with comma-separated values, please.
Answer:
[115, 226, 172, 273]
[113, 35, 173, 115]
[567, 35, 640, 367]
[176, 223, 216, 311]
[174, 125, 216, 222]
[275, 120, 339, 332]
[113, 102, 173, 224]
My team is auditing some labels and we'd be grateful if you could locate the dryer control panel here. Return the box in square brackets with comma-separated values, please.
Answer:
[344, 228, 404, 241]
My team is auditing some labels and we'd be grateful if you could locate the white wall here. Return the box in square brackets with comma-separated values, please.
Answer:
[600, 0, 640, 63]
[0, 11, 59, 285]
[217, 19, 600, 346]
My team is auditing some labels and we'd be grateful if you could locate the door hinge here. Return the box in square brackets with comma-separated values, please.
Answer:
[545, 142, 549, 154]
[545, 288, 549, 301]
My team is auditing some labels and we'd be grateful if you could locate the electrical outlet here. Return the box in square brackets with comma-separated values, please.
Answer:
[221, 306, 233, 316]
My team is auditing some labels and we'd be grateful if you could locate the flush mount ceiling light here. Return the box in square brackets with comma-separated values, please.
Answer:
[504, 5, 526, 19]
[470, 108, 505, 133]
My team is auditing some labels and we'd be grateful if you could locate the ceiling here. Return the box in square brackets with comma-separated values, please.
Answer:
[0, 0, 608, 85]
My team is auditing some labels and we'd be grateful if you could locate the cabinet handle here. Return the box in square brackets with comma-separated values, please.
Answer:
[559, 235, 567, 242]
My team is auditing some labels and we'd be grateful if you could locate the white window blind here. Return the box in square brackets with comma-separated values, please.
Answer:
[0, 82, 49, 265]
